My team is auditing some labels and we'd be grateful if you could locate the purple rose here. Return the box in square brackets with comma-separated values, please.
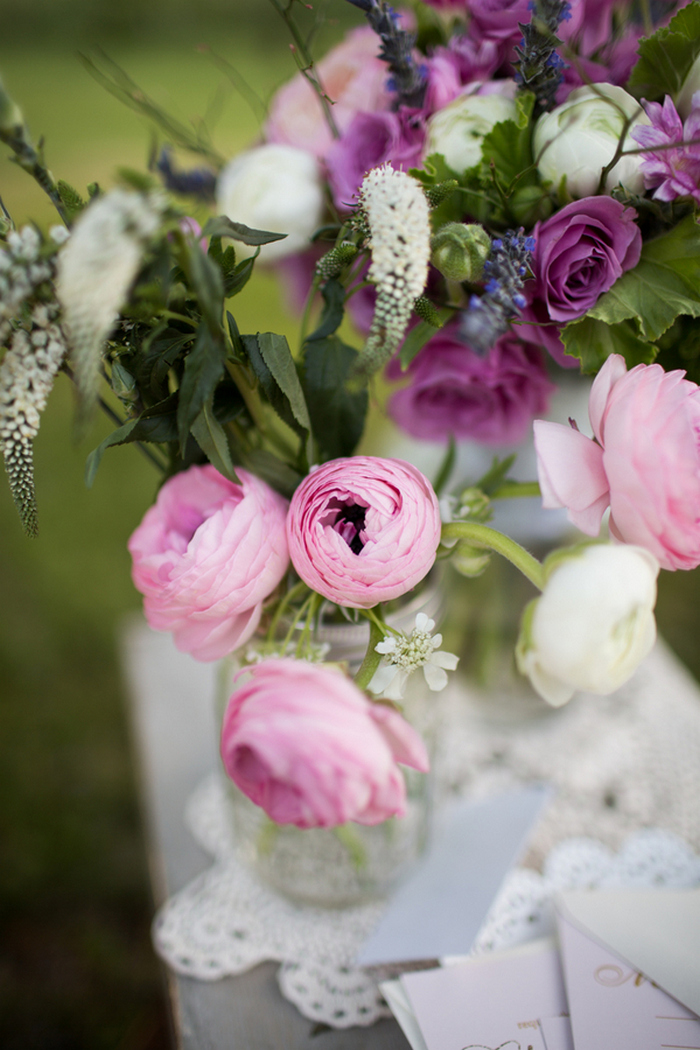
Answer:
[386, 325, 555, 446]
[326, 108, 425, 209]
[465, 0, 531, 42]
[529, 197, 641, 326]
[423, 40, 502, 113]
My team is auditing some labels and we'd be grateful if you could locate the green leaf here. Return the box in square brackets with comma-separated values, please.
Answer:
[399, 315, 450, 369]
[226, 311, 243, 356]
[177, 324, 227, 451]
[300, 336, 368, 459]
[628, 1, 700, 100]
[224, 255, 255, 298]
[85, 418, 139, 488]
[475, 454, 516, 497]
[183, 240, 224, 334]
[202, 215, 287, 247]
[190, 400, 238, 481]
[242, 332, 311, 438]
[307, 278, 345, 342]
[587, 215, 700, 339]
[561, 316, 658, 373]
[433, 435, 456, 497]
[240, 449, 302, 500]
[56, 179, 85, 221]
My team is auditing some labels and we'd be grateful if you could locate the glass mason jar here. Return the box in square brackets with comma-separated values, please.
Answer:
[215, 574, 445, 908]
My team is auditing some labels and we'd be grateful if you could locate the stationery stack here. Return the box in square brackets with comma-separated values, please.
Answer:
[381, 889, 700, 1050]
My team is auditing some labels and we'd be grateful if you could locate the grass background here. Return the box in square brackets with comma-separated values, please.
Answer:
[1, 3, 699, 1046]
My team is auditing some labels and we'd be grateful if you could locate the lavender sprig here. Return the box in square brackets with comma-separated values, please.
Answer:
[344, 0, 427, 109]
[515, 0, 571, 114]
[460, 230, 535, 354]
[156, 149, 217, 201]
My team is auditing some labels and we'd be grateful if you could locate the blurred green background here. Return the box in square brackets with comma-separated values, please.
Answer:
[1, 2, 699, 1047]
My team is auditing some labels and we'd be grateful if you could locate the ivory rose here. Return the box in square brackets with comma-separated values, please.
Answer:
[220, 658, 429, 828]
[128, 465, 290, 661]
[534, 354, 700, 570]
[286, 456, 441, 607]
[516, 543, 659, 706]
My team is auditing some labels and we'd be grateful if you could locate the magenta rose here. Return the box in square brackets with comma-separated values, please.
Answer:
[286, 456, 441, 607]
[220, 658, 429, 828]
[528, 197, 641, 326]
[128, 465, 290, 661]
[387, 327, 555, 446]
[326, 108, 425, 209]
[534, 354, 700, 570]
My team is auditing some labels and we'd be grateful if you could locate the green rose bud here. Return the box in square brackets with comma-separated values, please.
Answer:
[431, 223, 491, 283]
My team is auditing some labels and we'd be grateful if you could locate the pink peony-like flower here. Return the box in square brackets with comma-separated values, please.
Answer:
[326, 108, 426, 210]
[528, 197, 641, 325]
[264, 27, 392, 159]
[128, 465, 290, 660]
[220, 658, 429, 828]
[286, 456, 442, 607]
[534, 354, 700, 570]
[387, 327, 555, 446]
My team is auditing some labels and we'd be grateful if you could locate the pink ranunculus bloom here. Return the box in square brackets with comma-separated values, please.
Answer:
[326, 108, 426, 210]
[264, 27, 392, 159]
[220, 658, 429, 828]
[529, 196, 642, 326]
[128, 465, 290, 661]
[423, 40, 503, 113]
[534, 354, 700, 570]
[386, 326, 555, 446]
[286, 456, 442, 607]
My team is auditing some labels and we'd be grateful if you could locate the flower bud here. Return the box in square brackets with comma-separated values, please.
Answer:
[425, 91, 518, 175]
[216, 143, 325, 262]
[451, 542, 491, 577]
[431, 223, 491, 282]
[515, 543, 659, 707]
[533, 84, 650, 200]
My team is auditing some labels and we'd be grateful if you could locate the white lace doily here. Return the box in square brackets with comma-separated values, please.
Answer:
[153, 643, 700, 1028]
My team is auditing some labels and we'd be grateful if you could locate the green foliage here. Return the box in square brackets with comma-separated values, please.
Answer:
[202, 215, 287, 246]
[399, 311, 453, 369]
[56, 179, 86, 221]
[306, 278, 345, 342]
[176, 323, 227, 451]
[628, 1, 700, 100]
[239, 448, 302, 499]
[562, 216, 700, 371]
[190, 400, 237, 480]
[241, 331, 310, 442]
[300, 336, 368, 460]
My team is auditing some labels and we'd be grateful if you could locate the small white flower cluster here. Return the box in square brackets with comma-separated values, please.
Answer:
[368, 613, 459, 701]
[0, 302, 67, 535]
[56, 189, 165, 411]
[355, 165, 431, 380]
[0, 226, 56, 344]
[243, 639, 331, 665]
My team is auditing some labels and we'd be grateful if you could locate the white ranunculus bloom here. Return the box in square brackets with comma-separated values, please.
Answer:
[533, 84, 650, 200]
[516, 544, 659, 707]
[425, 91, 518, 175]
[216, 143, 325, 262]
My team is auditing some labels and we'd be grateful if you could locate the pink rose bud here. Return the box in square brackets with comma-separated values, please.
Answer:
[534, 354, 700, 570]
[128, 464, 290, 660]
[286, 456, 442, 607]
[220, 658, 429, 828]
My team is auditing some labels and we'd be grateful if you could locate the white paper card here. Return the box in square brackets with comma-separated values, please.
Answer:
[400, 939, 572, 1050]
[379, 980, 429, 1050]
[356, 785, 552, 965]
[556, 906, 700, 1050]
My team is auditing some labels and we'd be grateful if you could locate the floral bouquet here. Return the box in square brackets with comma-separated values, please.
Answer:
[1, 0, 699, 858]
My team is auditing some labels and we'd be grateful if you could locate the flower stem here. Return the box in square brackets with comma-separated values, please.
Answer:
[267, 578, 309, 644]
[354, 615, 386, 691]
[441, 521, 545, 590]
[492, 480, 541, 499]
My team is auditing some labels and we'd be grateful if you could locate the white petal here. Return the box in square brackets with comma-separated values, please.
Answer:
[367, 663, 397, 694]
[414, 613, 433, 632]
[431, 650, 459, 670]
[423, 663, 448, 691]
[375, 638, 398, 656]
